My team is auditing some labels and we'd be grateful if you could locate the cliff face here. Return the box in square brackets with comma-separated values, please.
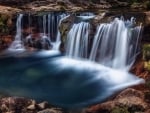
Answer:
[0, 0, 149, 13]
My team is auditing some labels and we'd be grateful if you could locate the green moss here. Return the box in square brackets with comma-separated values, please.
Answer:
[59, 22, 71, 47]
[0, 14, 9, 35]
[144, 61, 150, 71]
[36, 12, 49, 16]
[111, 107, 129, 113]
[143, 44, 150, 61]
[144, 1, 150, 9]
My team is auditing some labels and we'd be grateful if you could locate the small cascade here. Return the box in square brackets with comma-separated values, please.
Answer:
[77, 12, 95, 20]
[48, 13, 68, 50]
[89, 17, 142, 70]
[8, 14, 25, 51]
[43, 15, 47, 36]
[77, 12, 95, 16]
[66, 22, 90, 58]
[41, 15, 51, 49]
[25, 13, 68, 50]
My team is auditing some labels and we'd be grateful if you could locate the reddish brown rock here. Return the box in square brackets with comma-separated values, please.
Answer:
[0, 97, 33, 113]
[86, 88, 148, 113]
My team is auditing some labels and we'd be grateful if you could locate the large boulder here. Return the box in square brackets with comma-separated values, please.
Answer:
[86, 88, 148, 113]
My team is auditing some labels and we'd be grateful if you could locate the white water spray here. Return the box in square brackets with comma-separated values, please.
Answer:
[8, 14, 25, 51]
[89, 17, 142, 70]
[51, 13, 69, 50]
[66, 22, 90, 58]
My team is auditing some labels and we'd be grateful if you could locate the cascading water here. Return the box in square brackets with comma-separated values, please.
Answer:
[0, 12, 144, 108]
[43, 15, 47, 36]
[89, 17, 142, 70]
[66, 22, 90, 58]
[25, 13, 68, 50]
[8, 14, 25, 51]
[48, 13, 68, 50]
[40, 15, 51, 49]
[77, 12, 95, 20]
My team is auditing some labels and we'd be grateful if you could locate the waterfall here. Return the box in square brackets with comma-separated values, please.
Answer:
[41, 15, 51, 49]
[51, 13, 69, 50]
[66, 22, 90, 58]
[8, 14, 25, 51]
[25, 13, 68, 50]
[43, 15, 47, 36]
[0, 13, 144, 108]
[89, 17, 142, 70]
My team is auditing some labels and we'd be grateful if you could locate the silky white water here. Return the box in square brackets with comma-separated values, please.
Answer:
[8, 14, 25, 51]
[51, 13, 69, 50]
[1, 13, 145, 108]
[66, 22, 90, 58]
[66, 16, 142, 70]
[89, 17, 142, 70]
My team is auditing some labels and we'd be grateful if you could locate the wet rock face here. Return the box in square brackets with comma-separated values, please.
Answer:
[1, 0, 149, 12]
[59, 14, 77, 52]
[86, 88, 148, 113]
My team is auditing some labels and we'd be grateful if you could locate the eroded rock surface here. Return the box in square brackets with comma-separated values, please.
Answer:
[86, 88, 149, 113]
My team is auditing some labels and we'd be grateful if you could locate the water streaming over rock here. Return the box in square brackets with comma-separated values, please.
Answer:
[8, 14, 25, 51]
[2, 12, 144, 108]
[66, 22, 90, 58]
[40, 15, 51, 49]
[50, 13, 69, 50]
[41, 13, 69, 50]
[89, 17, 142, 70]
[66, 16, 142, 70]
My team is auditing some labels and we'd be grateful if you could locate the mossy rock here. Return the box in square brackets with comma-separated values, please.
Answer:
[111, 106, 129, 113]
[144, 61, 150, 71]
[36, 12, 50, 16]
[0, 14, 10, 35]
[59, 15, 75, 51]
[143, 44, 150, 61]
